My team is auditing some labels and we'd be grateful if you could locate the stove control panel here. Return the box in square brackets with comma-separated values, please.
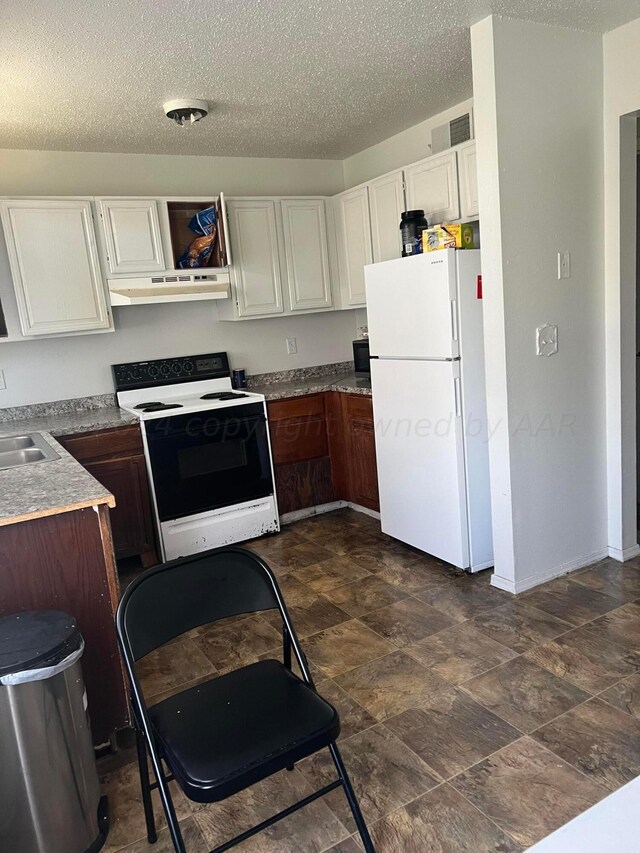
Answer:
[113, 352, 230, 391]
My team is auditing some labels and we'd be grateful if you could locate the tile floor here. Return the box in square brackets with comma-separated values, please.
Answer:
[101, 508, 640, 852]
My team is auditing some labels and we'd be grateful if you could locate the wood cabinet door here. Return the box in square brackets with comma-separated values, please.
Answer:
[344, 396, 379, 511]
[335, 186, 373, 307]
[368, 170, 405, 262]
[85, 454, 155, 560]
[99, 198, 165, 274]
[227, 199, 284, 316]
[404, 150, 460, 224]
[0, 199, 112, 337]
[280, 199, 333, 311]
[458, 141, 479, 219]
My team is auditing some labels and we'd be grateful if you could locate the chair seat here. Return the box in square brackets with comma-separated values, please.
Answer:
[148, 659, 340, 803]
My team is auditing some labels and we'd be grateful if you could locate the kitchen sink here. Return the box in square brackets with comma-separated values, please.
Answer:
[0, 435, 37, 453]
[0, 433, 59, 470]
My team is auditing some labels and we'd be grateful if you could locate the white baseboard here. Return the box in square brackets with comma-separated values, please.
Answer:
[607, 544, 640, 561]
[345, 502, 381, 521]
[280, 501, 381, 526]
[490, 547, 609, 595]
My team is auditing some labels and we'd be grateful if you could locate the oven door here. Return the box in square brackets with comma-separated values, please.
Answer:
[144, 402, 274, 521]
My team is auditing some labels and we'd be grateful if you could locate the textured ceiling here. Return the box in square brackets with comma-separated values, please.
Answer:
[1, 0, 639, 159]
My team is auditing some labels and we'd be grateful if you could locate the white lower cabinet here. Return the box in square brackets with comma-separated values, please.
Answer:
[0, 199, 112, 337]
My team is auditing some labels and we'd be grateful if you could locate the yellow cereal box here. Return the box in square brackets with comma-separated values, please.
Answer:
[422, 223, 477, 252]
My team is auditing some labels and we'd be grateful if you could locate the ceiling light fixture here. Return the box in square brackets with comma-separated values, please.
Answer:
[163, 99, 209, 128]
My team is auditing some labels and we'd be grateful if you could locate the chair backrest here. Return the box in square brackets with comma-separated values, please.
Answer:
[117, 547, 280, 661]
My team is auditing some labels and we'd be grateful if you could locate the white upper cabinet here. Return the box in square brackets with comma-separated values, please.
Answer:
[368, 170, 405, 263]
[280, 199, 332, 311]
[0, 199, 112, 337]
[225, 199, 284, 317]
[335, 186, 373, 307]
[404, 150, 460, 224]
[99, 198, 165, 274]
[458, 141, 479, 220]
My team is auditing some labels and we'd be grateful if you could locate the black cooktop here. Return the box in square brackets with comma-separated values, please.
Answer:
[134, 402, 184, 412]
[200, 391, 249, 400]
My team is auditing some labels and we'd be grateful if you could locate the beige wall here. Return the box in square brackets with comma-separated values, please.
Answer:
[342, 98, 474, 188]
[0, 148, 345, 197]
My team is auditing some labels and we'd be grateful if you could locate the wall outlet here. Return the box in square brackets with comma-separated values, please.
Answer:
[536, 324, 558, 357]
[0, 370, 5, 390]
[286, 337, 297, 355]
[557, 251, 571, 280]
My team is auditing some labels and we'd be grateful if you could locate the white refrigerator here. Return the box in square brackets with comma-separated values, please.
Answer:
[365, 249, 493, 572]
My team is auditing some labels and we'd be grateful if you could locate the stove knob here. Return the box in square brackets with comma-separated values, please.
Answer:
[160, 363, 171, 376]
[184, 360, 194, 373]
[148, 364, 159, 378]
[170, 361, 181, 375]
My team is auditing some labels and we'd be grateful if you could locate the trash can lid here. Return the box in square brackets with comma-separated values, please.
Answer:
[0, 611, 82, 677]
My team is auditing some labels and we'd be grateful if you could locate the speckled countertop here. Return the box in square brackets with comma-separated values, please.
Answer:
[0, 432, 114, 527]
[251, 371, 371, 400]
[0, 406, 138, 440]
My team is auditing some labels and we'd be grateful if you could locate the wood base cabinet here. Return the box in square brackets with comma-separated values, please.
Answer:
[59, 426, 158, 566]
[0, 505, 129, 744]
[267, 395, 335, 514]
[327, 392, 379, 512]
[267, 391, 379, 516]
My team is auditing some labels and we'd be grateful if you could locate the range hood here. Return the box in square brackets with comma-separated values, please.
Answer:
[108, 271, 230, 305]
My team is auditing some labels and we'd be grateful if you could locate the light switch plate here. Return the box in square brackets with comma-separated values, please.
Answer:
[536, 324, 558, 357]
[557, 251, 571, 280]
[286, 337, 297, 355]
[0, 370, 5, 390]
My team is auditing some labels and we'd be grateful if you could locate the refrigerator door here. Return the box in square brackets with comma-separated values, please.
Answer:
[371, 357, 470, 568]
[365, 250, 459, 359]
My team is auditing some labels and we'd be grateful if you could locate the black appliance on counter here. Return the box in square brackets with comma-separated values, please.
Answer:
[352, 339, 371, 376]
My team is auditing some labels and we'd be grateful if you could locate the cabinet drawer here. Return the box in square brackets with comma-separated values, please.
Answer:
[267, 394, 325, 422]
[59, 425, 143, 463]
[344, 394, 373, 421]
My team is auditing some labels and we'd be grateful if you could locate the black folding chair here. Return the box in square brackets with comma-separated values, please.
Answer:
[115, 546, 375, 853]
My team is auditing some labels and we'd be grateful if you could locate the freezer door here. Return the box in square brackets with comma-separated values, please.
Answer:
[365, 251, 459, 359]
[371, 358, 470, 568]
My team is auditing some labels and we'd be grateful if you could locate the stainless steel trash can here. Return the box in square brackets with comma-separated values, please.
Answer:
[0, 611, 108, 853]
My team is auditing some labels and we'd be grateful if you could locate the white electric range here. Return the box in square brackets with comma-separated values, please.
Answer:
[113, 352, 279, 561]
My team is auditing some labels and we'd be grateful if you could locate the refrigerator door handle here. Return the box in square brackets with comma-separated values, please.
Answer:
[454, 376, 462, 418]
[450, 299, 459, 343]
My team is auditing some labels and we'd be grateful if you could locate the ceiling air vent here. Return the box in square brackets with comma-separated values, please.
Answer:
[431, 111, 473, 154]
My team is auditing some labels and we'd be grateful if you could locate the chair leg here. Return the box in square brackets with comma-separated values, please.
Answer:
[328, 742, 375, 853]
[135, 727, 157, 844]
[149, 757, 188, 853]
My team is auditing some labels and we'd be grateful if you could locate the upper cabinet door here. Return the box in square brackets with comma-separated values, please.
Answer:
[458, 141, 479, 220]
[404, 150, 460, 224]
[226, 199, 284, 317]
[99, 199, 165, 274]
[336, 186, 373, 307]
[0, 199, 112, 337]
[368, 170, 405, 263]
[280, 199, 332, 311]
